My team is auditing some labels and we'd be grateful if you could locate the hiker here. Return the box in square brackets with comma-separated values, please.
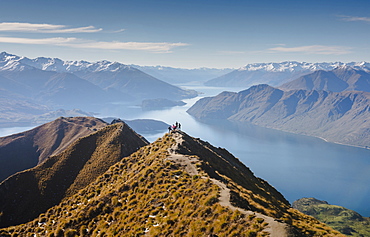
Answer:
[178, 123, 181, 130]
[168, 125, 172, 133]
[172, 124, 177, 130]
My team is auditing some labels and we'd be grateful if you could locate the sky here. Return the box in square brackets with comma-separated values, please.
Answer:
[0, 0, 369, 68]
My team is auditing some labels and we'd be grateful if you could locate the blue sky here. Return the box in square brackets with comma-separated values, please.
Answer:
[0, 0, 369, 68]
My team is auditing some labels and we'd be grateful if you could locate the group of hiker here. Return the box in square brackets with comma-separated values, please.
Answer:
[168, 121, 181, 132]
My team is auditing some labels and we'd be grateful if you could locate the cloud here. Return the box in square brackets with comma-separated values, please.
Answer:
[0, 22, 102, 33]
[217, 50, 245, 55]
[267, 45, 352, 55]
[0, 36, 188, 53]
[337, 15, 370, 23]
[113, 29, 126, 33]
[0, 36, 78, 45]
[74, 41, 188, 52]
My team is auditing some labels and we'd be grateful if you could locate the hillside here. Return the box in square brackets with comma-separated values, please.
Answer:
[280, 66, 370, 92]
[293, 198, 370, 236]
[0, 120, 148, 227]
[0, 117, 107, 182]
[187, 84, 370, 148]
[0, 130, 343, 236]
[204, 61, 370, 87]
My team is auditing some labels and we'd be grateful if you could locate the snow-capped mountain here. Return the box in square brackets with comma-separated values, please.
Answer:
[0, 52, 135, 73]
[237, 61, 370, 72]
[0, 52, 198, 104]
[205, 61, 370, 87]
[0, 52, 232, 84]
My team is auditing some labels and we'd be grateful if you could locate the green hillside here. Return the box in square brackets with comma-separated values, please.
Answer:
[293, 198, 370, 236]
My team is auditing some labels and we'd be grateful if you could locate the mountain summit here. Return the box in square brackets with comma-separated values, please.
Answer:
[0, 120, 148, 227]
[0, 128, 342, 236]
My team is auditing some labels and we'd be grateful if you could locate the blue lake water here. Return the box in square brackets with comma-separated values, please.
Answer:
[1, 84, 369, 217]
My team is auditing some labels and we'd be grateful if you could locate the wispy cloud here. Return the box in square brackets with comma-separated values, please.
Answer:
[113, 29, 125, 33]
[217, 50, 245, 55]
[0, 22, 102, 33]
[0, 36, 188, 53]
[0, 36, 78, 44]
[267, 45, 352, 55]
[337, 15, 370, 23]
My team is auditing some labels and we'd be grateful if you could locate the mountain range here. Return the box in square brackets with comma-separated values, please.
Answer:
[0, 52, 198, 127]
[0, 118, 343, 236]
[205, 61, 370, 87]
[132, 65, 233, 84]
[187, 84, 370, 148]
[280, 66, 370, 92]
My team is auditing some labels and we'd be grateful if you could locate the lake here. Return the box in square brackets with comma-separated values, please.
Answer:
[1, 84, 369, 217]
[99, 84, 370, 217]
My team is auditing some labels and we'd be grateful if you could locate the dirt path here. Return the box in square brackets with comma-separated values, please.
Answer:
[166, 131, 292, 237]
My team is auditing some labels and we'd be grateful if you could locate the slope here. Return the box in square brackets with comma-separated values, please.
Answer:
[0, 121, 148, 227]
[77, 68, 198, 101]
[280, 67, 370, 92]
[0, 117, 107, 182]
[293, 198, 370, 237]
[187, 84, 370, 148]
[0, 130, 342, 236]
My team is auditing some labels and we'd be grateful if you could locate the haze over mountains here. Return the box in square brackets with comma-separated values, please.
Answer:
[187, 84, 370, 148]
[205, 61, 370, 87]
[0, 118, 343, 236]
[0, 52, 198, 127]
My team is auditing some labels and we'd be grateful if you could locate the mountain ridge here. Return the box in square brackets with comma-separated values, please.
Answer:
[0, 128, 343, 236]
[0, 120, 148, 227]
[187, 84, 370, 148]
[0, 117, 108, 183]
[205, 61, 370, 87]
[280, 66, 370, 92]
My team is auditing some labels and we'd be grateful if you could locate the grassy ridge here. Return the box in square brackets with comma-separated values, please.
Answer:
[0, 132, 344, 236]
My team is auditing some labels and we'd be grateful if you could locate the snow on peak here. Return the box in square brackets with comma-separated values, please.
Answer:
[237, 61, 369, 73]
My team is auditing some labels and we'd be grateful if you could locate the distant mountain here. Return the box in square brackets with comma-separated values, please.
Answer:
[0, 59, 132, 110]
[141, 98, 186, 110]
[0, 52, 198, 101]
[280, 66, 370, 92]
[0, 119, 148, 227]
[0, 117, 107, 182]
[0, 129, 342, 236]
[293, 198, 370, 237]
[132, 65, 233, 84]
[205, 61, 370, 87]
[187, 84, 370, 148]
[0, 87, 50, 126]
[102, 117, 169, 133]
